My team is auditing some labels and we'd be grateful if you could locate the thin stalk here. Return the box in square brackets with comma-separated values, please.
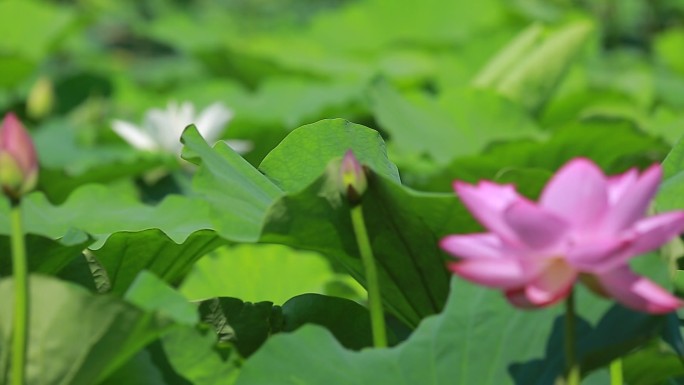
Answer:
[565, 289, 580, 385]
[10, 202, 28, 385]
[609, 359, 623, 385]
[350, 204, 387, 348]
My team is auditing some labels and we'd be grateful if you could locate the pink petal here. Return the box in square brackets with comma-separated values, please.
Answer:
[594, 266, 682, 314]
[539, 158, 608, 228]
[440, 233, 505, 260]
[603, 164, 662, 233]
[524, 260, 576, 306]
[573, 212, 684, 273]
[505, 287, 538, 308]
[449, 259, 529, 289]
[0, 113, 38, 174]
[566, 237, 633, 273]
[606, 168, 638, 205]
[503, 200, 569, 250]
[454, 181, 523, 243]
[627, 211, 684, 256]
[340, 150, 367, 199]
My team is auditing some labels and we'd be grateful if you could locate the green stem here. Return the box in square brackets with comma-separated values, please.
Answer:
[565, 289, 580, 385]
[10, 203, 28, 385]
[350, 204, 387, 348]
[609, 359, 623, 385]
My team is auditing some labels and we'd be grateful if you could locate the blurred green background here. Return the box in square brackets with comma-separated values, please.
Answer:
[4, 2, 684, 383]
[3, 0, 684, 202]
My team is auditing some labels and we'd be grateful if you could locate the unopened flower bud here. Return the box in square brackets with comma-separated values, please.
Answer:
[0, 113, 38, 201]
[27, 76, 54, 120]
[340, 150, 367, 204]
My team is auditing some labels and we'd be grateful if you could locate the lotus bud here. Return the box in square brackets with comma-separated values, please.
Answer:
[27, 76, 54, 120]
[340, 150, 367, 205]
[0, 113, 38, 202]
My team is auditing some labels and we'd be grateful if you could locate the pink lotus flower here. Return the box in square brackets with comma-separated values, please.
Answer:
[440, 158, 684, 314]
[0, 113, 38, 200]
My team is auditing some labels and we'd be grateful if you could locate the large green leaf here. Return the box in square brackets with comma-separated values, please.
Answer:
[181, 119, 401, 244]
[0, 185, 213, 246]
[198, 297, 281, 358]
[158, 326, 240, 385]
[259, 119, 400, 191]
[0, 186, 223, 294]
[197, 293, 390, 358]
[0, 230, 92, 277]
[511, 305, 663, 384]
[101, 344, 191, 385]
[115, 272, 241, 385]
[213, 119, 479, 326]
[281, 293, 386, 350]
[124, 271, 199, 326]
[95, 230, 224, 296]
[181, 126, 283, 242]
[0, 275, 173, 384]
[235, 276, 669, 385]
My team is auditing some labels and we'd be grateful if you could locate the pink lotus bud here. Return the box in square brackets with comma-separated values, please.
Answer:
[340, 150, 367, 204]
[0, 113, 38, 201]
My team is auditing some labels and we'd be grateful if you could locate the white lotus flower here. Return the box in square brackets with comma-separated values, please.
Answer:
[111, 101, 252, 155]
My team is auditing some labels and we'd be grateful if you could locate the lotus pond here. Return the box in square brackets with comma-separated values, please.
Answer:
[3, 0, 684, 384]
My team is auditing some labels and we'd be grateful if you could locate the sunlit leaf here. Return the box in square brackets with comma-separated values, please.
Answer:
[180, 244, 336, 305]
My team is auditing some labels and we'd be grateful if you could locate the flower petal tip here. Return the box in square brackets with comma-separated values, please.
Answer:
[0, 113, 38, 198]
[339, 150, 367, 204]
[452, 180, 471, 194]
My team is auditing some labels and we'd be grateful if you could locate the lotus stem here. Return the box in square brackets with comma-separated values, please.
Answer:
[609, 358, 623, 385]
[350, 204, 387, 348]
[10, 202, 28, 385]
